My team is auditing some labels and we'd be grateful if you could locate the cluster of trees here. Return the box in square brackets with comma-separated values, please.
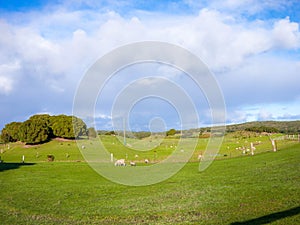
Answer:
[245, 126, 279, 133]
[166, 129, 178, 136]
[226, 121, 300, 134]
[1, 114, 88, 144]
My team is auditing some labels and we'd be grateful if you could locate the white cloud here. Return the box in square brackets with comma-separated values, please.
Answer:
[0, 2, 300, 129]
[272, 17, 300, 49]
[0, 61, 20, 94]
[226, 101, 300, 124]
[2, 7, 299, 78]
[220, 54, 300, 105]
[0, 76, 13, 95]
[95, 113, 112, 120]
[258, 109, 273, 121]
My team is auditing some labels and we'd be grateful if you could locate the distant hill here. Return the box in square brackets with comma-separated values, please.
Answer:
[225, 120, 300, 134]
[96, 120, 300, 138]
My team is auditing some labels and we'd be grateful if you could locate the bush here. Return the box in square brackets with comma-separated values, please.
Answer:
[47, 155, 55, 162]
[166, 129, 177, 136]
[0, 114, 88, 145]
[19, 119, 50, 144]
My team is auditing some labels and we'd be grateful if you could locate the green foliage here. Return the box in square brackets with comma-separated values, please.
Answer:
[1, 114, 87, 144]
[245, 125, 279, 133]
[87, 127, 97, 139]
[19, 118, 50, 144]
[72, 116, 87, 138]
[1, 122, 22, 142]
[225, 120, 300, 134]
[103, 130, 116, 135]
[166, 128, 177, 136]
[51, 115, 87, 139]
[0, 129, 12, 143]
[51, 115, 72, 138]
[29, 114, 52, 125]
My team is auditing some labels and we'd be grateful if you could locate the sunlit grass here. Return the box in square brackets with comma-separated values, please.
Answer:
[0, 140, 299, 224]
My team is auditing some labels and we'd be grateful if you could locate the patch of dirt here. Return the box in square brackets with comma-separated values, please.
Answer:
[54, 137, 75, 142]
[22, 143, 41, 148]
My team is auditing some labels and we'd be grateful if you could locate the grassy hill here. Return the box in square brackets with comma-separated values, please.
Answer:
[0, 131, 297, 163]
[0, 143, 299, 224]
[0, 134, 299, 224]
[225, 120, 300, 134]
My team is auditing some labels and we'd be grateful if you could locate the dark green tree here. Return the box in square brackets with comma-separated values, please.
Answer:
[29, 114, 52, 124]
[1, 114, 87, 144]
[19, 119, 50, 144]
[105, 131, 116, 135]
[88, 127, 97, 139]
[166, 129, 177, 136]
[51, 115, 87, 139]
[0, 129, 12, 143]
[245, 126, 279, 133]
[1, 122, 22, 142]
[72, 116, 87, 138]
[134, 131, 151, 139]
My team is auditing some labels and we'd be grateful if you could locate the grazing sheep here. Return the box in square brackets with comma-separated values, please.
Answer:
[130, 161, 136, 166]
[144, 159, 149, 164]
[198, 154, 202, 160]
[115, 159, 126, 166]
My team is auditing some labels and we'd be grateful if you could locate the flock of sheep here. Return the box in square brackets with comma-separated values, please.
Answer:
[114, 158, 149, 166]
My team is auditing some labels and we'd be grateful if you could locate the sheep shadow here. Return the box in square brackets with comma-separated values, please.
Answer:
[0, 162, 36, 172]
[231, 206, 300, 225]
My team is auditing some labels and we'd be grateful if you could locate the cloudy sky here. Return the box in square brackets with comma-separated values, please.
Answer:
[0, 0, 300, 131]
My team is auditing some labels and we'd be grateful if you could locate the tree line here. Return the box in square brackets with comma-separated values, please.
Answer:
[244, 126, 279, 133]
[1, 114, 87, 144]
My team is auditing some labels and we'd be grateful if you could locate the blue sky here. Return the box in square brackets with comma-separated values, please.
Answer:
[0, 0, 300, 131]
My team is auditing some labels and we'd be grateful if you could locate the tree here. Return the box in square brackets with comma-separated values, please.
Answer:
[50, 115, 87, 139]
[72, 116, 87, 138]
[245, 126, 279, 133]
[29, 114, 52, 124]
[1, 114, 88, 144]
[105, 131, 116, 135]
[134, 131, 151, 139]
[88, 127, 97, 139]
[51, 115, 72, 138]
[166, 129, 177, 136]
[19, 119, 50, 144]
[1, 122, 22, 142]
[0, 129, 11, 144]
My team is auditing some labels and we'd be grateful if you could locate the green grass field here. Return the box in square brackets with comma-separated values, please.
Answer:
[0, 132, 291, 163]
[0, 135, 299, 224]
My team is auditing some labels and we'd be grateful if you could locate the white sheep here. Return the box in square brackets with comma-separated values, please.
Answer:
[115, 159, 126, 166]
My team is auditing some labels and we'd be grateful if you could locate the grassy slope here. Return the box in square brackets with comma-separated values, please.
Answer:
[225, 120, 300, 133]
[0, 133, 292, 163]
[0, 141, 299, 224]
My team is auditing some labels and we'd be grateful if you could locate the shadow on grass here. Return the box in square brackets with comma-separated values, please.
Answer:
[231, 206, 300, 225]
[0, 162, 36, 172]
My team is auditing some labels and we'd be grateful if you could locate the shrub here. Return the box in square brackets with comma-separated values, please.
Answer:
[47, 155, 55, 162]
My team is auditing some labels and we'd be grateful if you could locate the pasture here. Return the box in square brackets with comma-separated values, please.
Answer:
[0, 134, 299, 224]
[0, 132, 291, 163]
